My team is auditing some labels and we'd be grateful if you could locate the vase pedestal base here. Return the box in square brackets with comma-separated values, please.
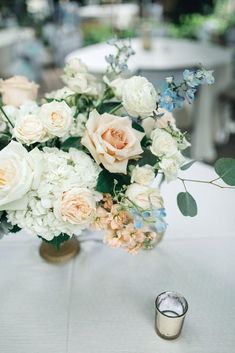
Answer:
[39, 236, 80, 264]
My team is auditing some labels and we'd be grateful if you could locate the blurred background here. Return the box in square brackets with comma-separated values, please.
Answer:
[0, 0, 234, 162]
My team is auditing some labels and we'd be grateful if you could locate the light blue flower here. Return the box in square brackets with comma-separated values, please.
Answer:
[196, 69, 215, 85]
[159, 89, 178, 111]
[133, 216, 143, 229]
[186, 88, 196, 104]
[183, 69, 200, 88]
[105, 54, 115, 64]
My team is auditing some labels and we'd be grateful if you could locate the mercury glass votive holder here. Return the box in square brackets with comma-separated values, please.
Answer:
[155, 291, 188, 340]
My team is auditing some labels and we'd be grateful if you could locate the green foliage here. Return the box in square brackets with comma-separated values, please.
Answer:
[177, 192, 198, 217]
[138, 148, 159, 167]
[96, 169, 130, 195]
[38, 233, 70, 250]
[97, 102, 121, 114]
[0, 133, 11, 150]
[82, 23, 136, 46]
[61, 137, 82, 152]
[214, 158, 235, 186]
[181, 160, 196, 171]
[132, 121, 145, 133]
[11, 225, 21, 233]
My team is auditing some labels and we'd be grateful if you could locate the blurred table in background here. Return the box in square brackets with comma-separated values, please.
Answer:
[79, 3, 138, 31]
[0, 28, 34, 77]
[67, 38, 234, 162]
[0, 162, 235, 353]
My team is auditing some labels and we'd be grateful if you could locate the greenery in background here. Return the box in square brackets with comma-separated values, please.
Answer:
[169, 0, 235, 41]
[82, 23, 136, 47]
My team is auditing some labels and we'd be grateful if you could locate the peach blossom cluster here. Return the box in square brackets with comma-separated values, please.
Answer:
[91, 195, 157, 254]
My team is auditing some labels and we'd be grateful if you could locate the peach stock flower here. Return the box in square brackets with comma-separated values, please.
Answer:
[0, 76, 38, 107]
[92, 207, 110, 230]
[102, 193, 113, 211]
[103, 229, 122, 248]
[110, 204, 133, 230]
[81, 110, 144, 174]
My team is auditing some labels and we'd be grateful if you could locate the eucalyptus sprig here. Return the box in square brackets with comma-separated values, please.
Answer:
[176, 158, 235, 217]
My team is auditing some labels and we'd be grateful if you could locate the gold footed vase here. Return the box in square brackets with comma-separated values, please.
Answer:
[39, 236, 80, 264]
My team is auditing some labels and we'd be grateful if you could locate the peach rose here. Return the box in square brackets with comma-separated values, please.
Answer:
[81, 110, 144, 174]
[57, 188, 96, 226]
[0, 76, 38, 107]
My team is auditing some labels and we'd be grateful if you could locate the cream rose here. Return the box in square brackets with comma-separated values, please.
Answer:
[122, 76, 157, 117]
[131, 165, 155, 185]
[39, 101, 72, 138]
[125, 183, 164, 210]
[13, 114, 48, 145]
[0, 141, 41, 210]
[63, 58, 102, 97]
[159, 152, 185, 182]
[81, 110, 144, 174]
[0, 76, 38, 107]
[150, 128, 178, 158]
[56, 187, 96, 226]
[64, 58, 88, 76]
[142, 109, 176, 137]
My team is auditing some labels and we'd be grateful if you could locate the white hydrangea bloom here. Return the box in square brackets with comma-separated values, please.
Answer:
[7, 147, 100, 240]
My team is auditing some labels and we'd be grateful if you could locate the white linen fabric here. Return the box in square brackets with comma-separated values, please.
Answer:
[0, 162, 234, 353]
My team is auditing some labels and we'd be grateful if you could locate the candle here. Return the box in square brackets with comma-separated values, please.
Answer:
[155, 291, 188, 340]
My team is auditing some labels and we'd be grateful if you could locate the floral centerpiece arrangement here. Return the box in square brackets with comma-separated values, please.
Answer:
[0, 39, 234, 256]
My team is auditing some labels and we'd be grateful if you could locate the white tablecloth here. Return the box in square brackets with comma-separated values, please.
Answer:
[0, 162, 234, 353]
[67, 38, 234, 162]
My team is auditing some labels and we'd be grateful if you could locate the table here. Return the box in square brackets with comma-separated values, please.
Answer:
[0, 162, 234, 353]
[67, 38, 234, 162]
[79, 4, 139, 31]
[0, 27, 34, 77]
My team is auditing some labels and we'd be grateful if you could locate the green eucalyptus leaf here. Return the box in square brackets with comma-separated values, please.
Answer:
[214, 158, 235, 186]
[96, 169, 130, 195]
[132, 121, 145, 132]
[138, 148, 159, 167]
[97, 102, 121, 114]
[61, 137, 82, 152]
[177, 192, 198, 217]
[180, 160, 196, 171]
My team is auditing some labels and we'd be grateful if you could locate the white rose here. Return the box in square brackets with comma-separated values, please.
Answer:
[63, 73, 102, 97]
[54, 187, 96, 227]
[122, 76, 157, 117]
[142, 117, 155, 137]
[63, 59, 102, 97]
[150, 128, 178, 158]
[109, 77, 126, 100]
[142, 109, 176, 137]
[0, 120, 6, 132]
[159, 152, 185, 182]
[131, 165, 155, 185]
[155, 108, 176, 129]
[1, 105, 19, 128]
[13, 114, 48, 145]
[125, 183, 164, 210]
[0, 141, 41, 210]
[39, 101, 73, 138]
[64, 58, 88, 76]
[45, 86, 75, 100]
[0, 76, 38, 107]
